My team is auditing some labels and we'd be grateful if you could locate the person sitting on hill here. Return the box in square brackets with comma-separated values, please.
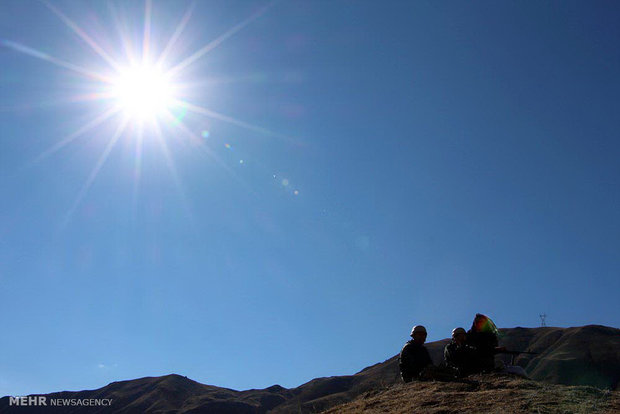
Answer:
[466, 314, 506, 373]
[399, 325, 433, 382]
[444, 327, 476, 377]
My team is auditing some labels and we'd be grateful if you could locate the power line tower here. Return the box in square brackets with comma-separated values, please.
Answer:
[539, 313, 547, 327]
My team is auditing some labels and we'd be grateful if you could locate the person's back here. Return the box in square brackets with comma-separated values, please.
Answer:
[399, 325, 433, 382]
[466, 314, 501, 373]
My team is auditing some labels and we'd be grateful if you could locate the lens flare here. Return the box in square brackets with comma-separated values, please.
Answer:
[6, 1, 283, 225]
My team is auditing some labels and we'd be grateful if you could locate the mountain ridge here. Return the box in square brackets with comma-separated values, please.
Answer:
[1, 325, 618, 413]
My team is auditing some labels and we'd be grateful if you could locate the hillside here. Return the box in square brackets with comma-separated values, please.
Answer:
[322, 373, 620, 414]
[0, 325, 618, 413]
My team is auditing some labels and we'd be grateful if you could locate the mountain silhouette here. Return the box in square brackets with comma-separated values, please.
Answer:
[1, 325, 618, 413]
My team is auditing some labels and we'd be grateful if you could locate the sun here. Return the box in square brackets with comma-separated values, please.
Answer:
[110, 64, 176, 120]
[4, 0, 283, 224]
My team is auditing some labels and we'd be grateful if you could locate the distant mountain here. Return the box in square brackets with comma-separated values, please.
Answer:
[1, 325, 618, 413]
[495, 325, 620, 389]
[0, 375, 290, 413]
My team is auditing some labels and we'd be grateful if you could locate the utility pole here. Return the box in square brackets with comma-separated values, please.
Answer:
[539, 313, 547, 327]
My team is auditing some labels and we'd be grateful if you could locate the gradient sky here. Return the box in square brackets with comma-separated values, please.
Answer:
[1, 0, 619, 397]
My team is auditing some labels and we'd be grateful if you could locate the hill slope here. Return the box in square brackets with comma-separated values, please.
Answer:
[269, 325, 619, 413]
[0, 325, 618, 413]
[322, 373, 620, 414]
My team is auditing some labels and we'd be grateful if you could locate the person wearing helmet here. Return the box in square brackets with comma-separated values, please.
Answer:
[399, 325, 433, 382]
[444, 327, 475, 377]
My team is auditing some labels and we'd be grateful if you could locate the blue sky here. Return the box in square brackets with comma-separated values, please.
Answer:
[1, 0, 619, 397]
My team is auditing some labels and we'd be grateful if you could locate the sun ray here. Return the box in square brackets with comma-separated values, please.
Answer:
[28, 106, 121, 167]
[176, 99, 297, 143]
[0, 92, 115, 113]
[161, 109, 258, 196]
[142, 0, 153, 63]
[156, 1, 196, 68]
[170, 73, 274, 90]
[151, 119, 196, 226]
[62, 117, 129, 227]
[6, 0, 293, 229]
[42, 0, 121, 73]
[131, 123, 144, 222]
[62, 92, 115, 103]
[166, 0, 278, 77]
[162, 109, 232, 172]
[0, 39, 111, 82]
[106, 2, 137, 65]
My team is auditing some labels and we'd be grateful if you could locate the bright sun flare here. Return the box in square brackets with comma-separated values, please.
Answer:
[4, 0, 281, 224]
[111, 65, 176, 120]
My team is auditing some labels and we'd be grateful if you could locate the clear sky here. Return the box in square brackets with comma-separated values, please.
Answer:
[1, 0, 619, 397]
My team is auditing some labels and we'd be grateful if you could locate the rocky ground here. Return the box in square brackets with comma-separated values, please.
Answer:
[321, 373, 620, 414]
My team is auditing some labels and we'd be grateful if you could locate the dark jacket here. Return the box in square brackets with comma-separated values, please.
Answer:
[399, 340, 433, 382]
[466, 330, 499, 373]
[444, 341, 476, 377]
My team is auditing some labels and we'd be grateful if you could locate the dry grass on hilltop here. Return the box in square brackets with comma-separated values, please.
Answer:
[321, 373, 620, 414]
